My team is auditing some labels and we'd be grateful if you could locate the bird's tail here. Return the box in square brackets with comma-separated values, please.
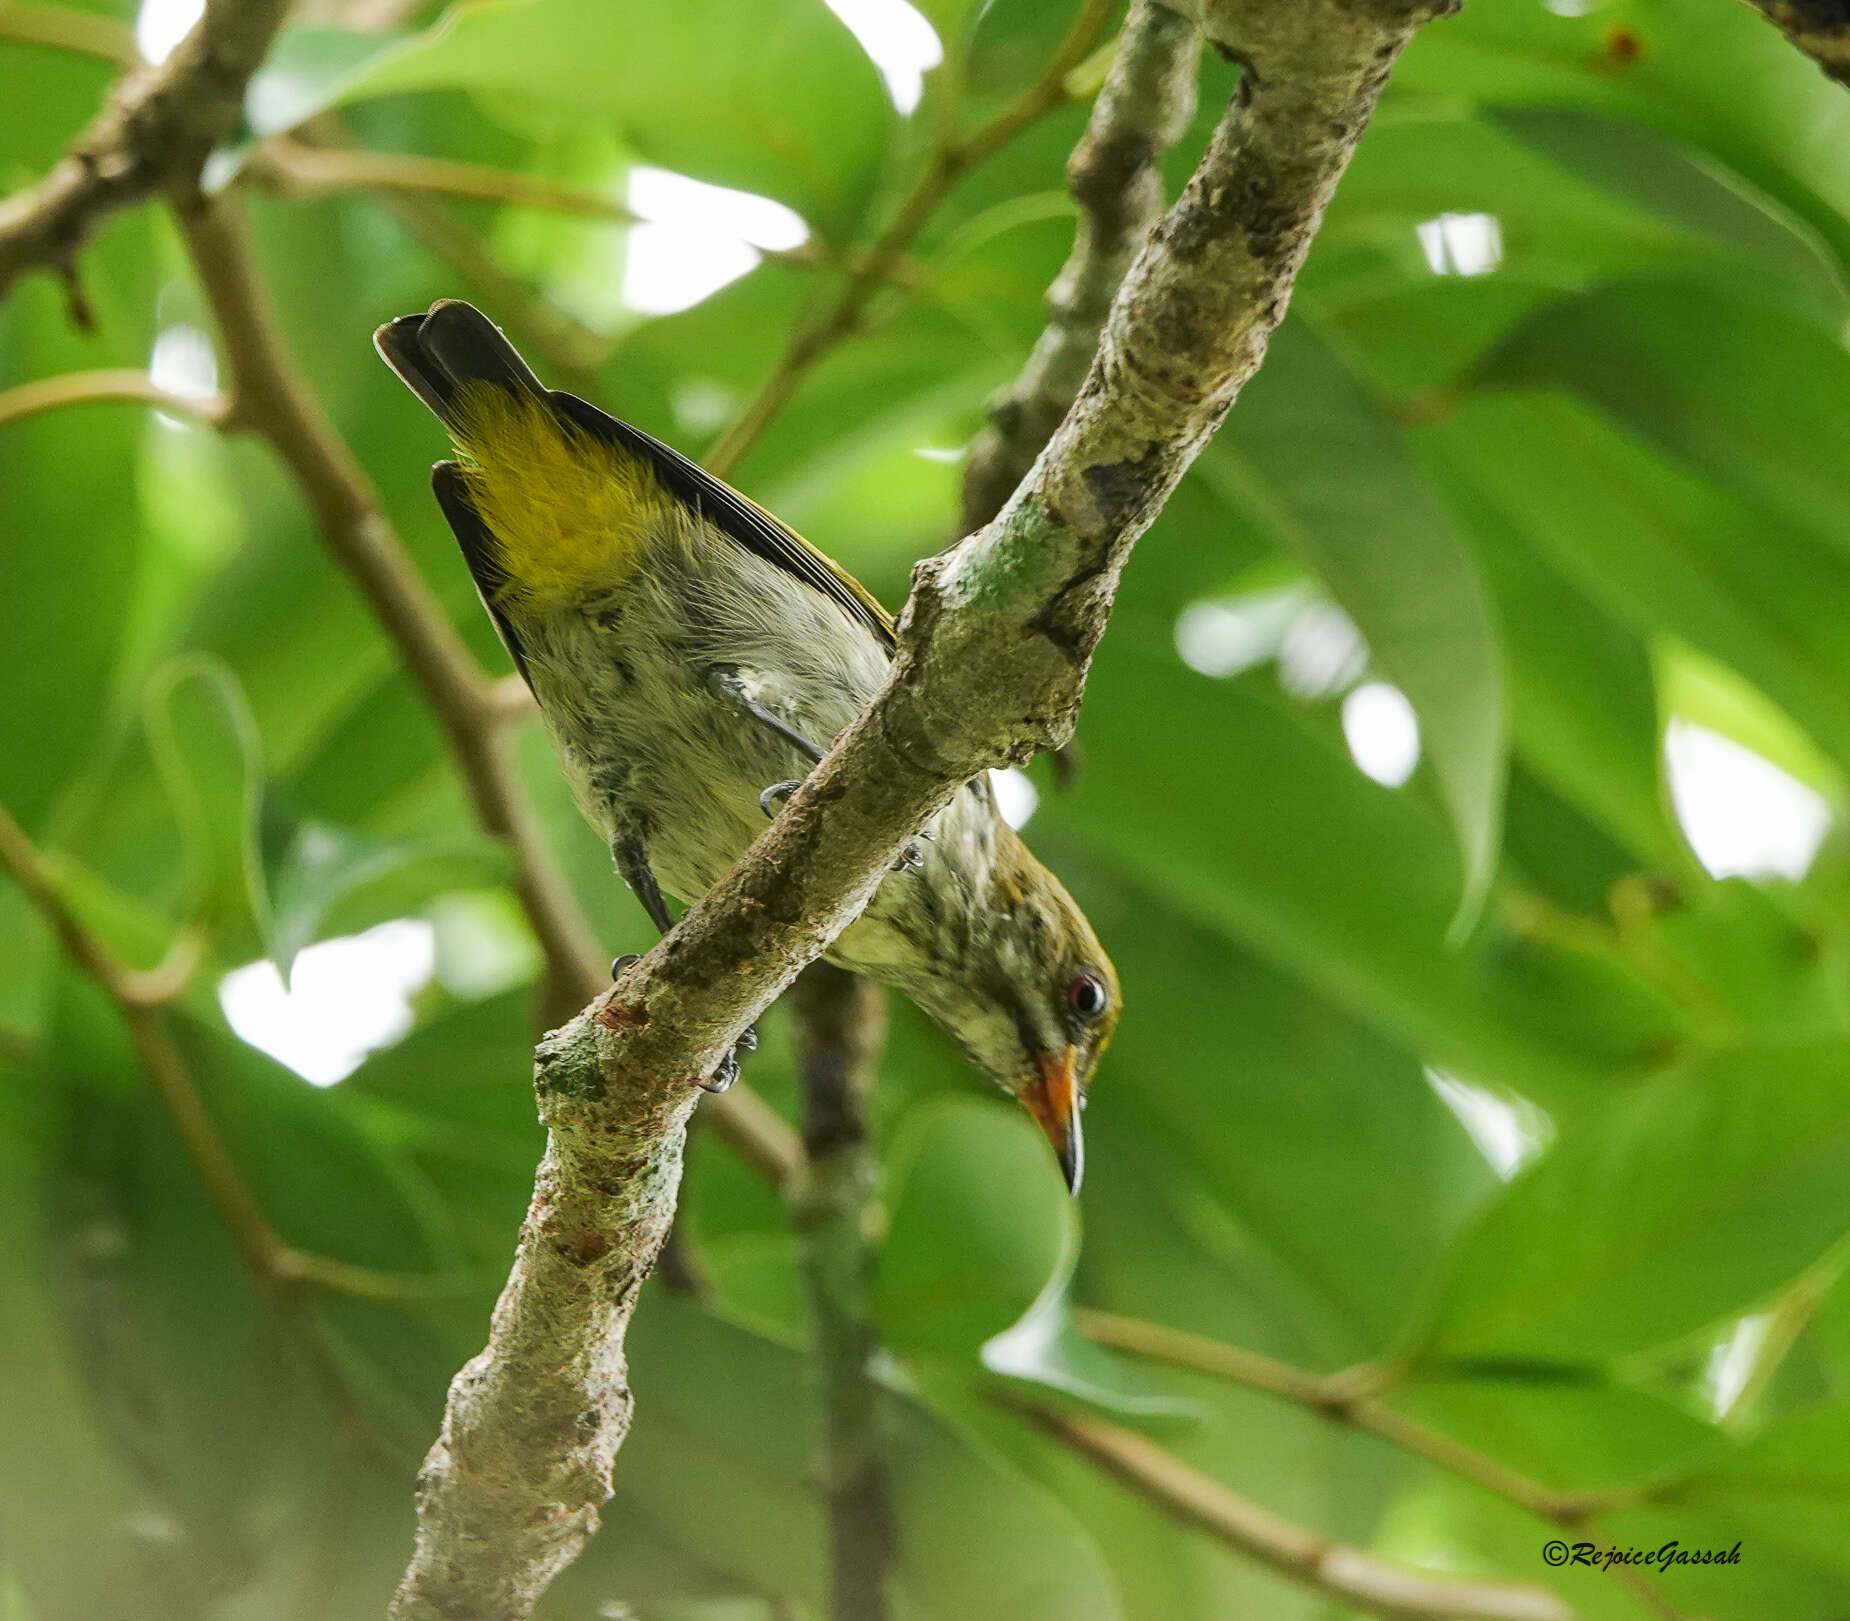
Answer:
[373, 299, 547, 433]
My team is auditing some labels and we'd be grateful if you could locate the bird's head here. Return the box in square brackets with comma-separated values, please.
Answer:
[906, 825, 1118, 1194]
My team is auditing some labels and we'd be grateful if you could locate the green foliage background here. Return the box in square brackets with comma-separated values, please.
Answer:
[5, 0, 1850, 1615]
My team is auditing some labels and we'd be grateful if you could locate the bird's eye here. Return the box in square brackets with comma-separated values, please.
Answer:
[1068, 972, 1109, 1020]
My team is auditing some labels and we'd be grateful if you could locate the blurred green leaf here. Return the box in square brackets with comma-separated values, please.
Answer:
[144, 656, 267, 944]
[1420, 1039, 1850, 1362]
[1424, 390, 1850, 779]
[1222, 320, 1506, 927]
[329, 0, 894, 236]
[874, 1096, 1075, 1357]
[1680, 1399, 1850, 1573]
[260, 805, 506, 980]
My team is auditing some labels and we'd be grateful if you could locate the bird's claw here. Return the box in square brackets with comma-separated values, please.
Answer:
[702, 1024, 758, 1093]
[610, 953, 642, 979]
[759, 780, 803, 818]
[893, 841, 925, 874]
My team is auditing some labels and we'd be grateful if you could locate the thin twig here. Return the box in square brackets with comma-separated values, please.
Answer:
[702, 0, 1120, 479]
[0, 368, 229, 430]
[1012, 1401, 1576, 1621]
[791, 964, 893, 1621]
[961, 0, 1203, 533]
[258, 139, 643, 227]
[0, 0, 134, 64]
[0, 798, 420, 1301]
[1075, 1309, 1684, 1620]
[0, 0, 292, 302]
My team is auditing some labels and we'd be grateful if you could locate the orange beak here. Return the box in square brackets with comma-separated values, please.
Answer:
[1023, 1047, 1084, 1195]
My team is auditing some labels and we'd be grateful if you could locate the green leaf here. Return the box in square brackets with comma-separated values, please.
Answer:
[1419, 1039, 1850, 1362]
[1680, 1399, 1850, 1574]
[260, 805, 507, 981]
[873, 1096, 1075, 1357]
[1488, 107, 1847, 320]
[144, 655, 268, 944]
[1219, 320, 1507, 930]
[982, 1284, 1202, 1426]
[1418, 434, 1677, 868]
[330, 0, 895, 237]
[1479, 280, 1850, 568]
[1424, 390, 1850, 779]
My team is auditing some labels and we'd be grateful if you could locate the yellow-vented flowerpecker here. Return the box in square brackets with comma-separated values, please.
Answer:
[376, 300, 1115, 1191]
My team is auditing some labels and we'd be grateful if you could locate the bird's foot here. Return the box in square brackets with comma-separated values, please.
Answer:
[759, 779, 803, 818]
[704, 1024, 758, 1093]
[892, 825, 935, 874]
[610, 953, 642, 979]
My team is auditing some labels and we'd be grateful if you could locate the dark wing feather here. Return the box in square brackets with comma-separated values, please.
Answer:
[431, 461, 534, 687]
[550, 391, 896, 652]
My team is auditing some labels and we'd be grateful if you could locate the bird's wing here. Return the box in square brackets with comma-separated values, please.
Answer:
[431, 460, 534, 685]
[550, 392, 897, 653]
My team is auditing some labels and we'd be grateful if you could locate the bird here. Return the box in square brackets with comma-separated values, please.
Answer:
[375, 299, 1116, 1191]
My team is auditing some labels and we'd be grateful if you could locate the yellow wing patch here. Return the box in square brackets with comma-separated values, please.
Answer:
[451, 384, 671, 607]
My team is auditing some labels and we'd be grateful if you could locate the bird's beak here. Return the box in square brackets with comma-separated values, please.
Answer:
[1024, 1047, 1084, 1196]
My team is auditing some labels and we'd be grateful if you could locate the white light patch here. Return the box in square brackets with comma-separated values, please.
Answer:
[1343, 682, 1421, 788]
[913, 445, 966, 464]
[1417, 212, 1504, 277]
[135, 0, 202, 62]
[148, 325, 219, 427]
[622, 168, 810, 317]
[219, 920, 435, 1087]
[825, 0, 943, 114]
[1175, 586, 1311, 680]
[1666, 720, 1830, 880]
[990, 768, 1039, 830]
[1542, 0, 1602, 14]
[1705, 1314, 1772, 1419]
[1279, 601, 1368, 700]
[1425, 1069, 1551, 1180]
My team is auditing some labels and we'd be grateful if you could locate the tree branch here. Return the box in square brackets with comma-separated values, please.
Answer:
[392, 0, 1458, 1609]
[961, 0, 1203, 533]
[1739, 0, 1850, 86]
[791, 964, 893, 1621]
[389, 1009, 699, 1620]
[0, 0, 290, 303]
[1013, 1402, 1576, 1621]
[702, 0, 1120, 479]
[1076, 1309, 1684, 1620]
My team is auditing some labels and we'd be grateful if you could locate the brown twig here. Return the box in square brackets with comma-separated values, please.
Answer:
[1013, 1401, 1576, 1621]
[791, 964, 893, 1621]
[701, 0, 1120, 479]
[961, 0, 1203, 533]
[0, 0, 292, 302]
[1075, 1309, 1685, 1620]
[390, 0, 1459, 1610]
[0, 367, 229, 430]
[258, 139, 643, 227]
[0, 0, 134, 64]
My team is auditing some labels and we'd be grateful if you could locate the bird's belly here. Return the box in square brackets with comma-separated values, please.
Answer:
[543, 650, 864, 909]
